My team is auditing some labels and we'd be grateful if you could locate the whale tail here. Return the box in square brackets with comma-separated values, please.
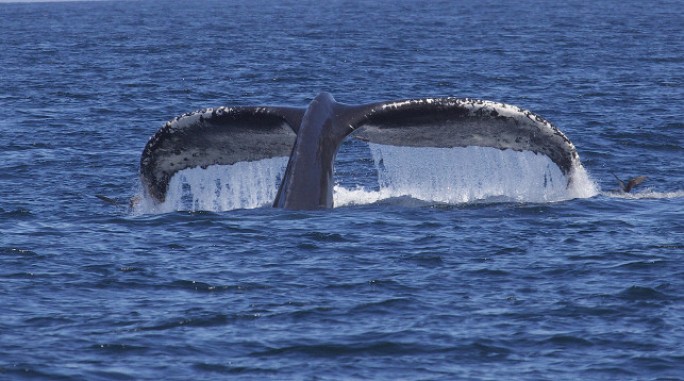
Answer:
[612, 173, 647, 193]
[140, 92, 583, 209]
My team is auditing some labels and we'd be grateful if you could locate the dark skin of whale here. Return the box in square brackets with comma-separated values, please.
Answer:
[140, 92, 581, 210]
[613, 173, 647, 193]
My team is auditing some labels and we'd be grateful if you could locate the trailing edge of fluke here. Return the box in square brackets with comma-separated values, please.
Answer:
[140, 92, 581, 210]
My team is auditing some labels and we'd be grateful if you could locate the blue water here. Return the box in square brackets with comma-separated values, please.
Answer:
[2, 0, 684, 379]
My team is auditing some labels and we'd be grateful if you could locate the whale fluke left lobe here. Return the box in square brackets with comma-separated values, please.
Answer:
[140, 106, 304, 202]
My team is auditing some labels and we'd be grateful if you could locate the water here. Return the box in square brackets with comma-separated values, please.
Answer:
[1, 0, 683, 379]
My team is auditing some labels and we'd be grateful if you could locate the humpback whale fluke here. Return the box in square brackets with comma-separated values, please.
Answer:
[612, 173, 648, 193]
[140, 92, 583, 210]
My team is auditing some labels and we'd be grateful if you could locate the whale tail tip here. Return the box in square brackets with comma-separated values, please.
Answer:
[612, 173, 647, 193]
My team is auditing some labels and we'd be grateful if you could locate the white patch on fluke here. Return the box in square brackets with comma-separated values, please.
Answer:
[166, 108, 214, 132]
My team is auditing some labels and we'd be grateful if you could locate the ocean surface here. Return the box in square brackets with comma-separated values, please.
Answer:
[1, 0, 683, 380]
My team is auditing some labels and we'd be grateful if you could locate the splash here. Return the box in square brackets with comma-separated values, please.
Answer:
[333, 186, 385, 207]
[134, 157, 288, 214]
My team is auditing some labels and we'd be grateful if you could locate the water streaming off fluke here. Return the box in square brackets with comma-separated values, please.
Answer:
[135, 157, 288, 214]
[136, 144, 598, 213]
